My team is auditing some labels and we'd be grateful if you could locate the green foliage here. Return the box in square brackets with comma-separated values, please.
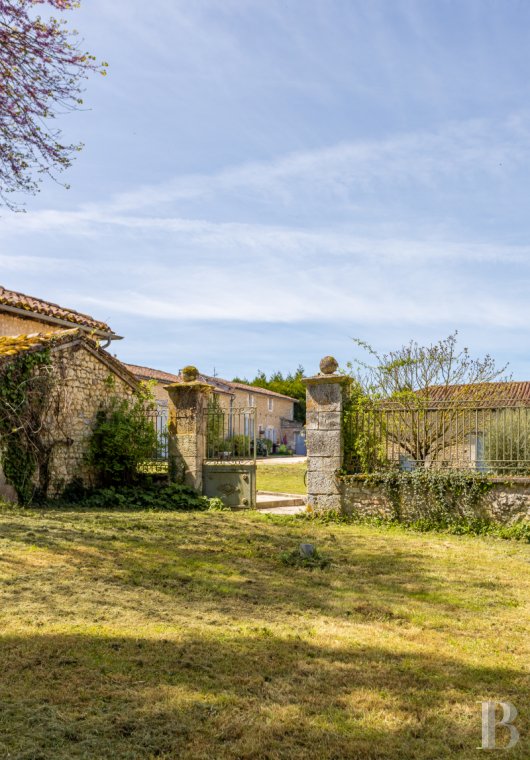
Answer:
[256, 437, 272, 457]
[206, 394, 226, 454]
[0, 348, 53, 504]
[342, 381, 386, 473]
[363, 468, 493, 522]
[227, 434, 252, 457]
[277, 443, 289, 455]
[207, 496, 231, 511]
[53, 479, 213, 511]
[299, 505, 530, 542]
[343, 333, 509, 472]
[347, 332, 508, 401]
[279, 547, 330, 569]
[233, 366, 306, 422]
[86, 389, 158, 487]
[483, 410, 530, 474]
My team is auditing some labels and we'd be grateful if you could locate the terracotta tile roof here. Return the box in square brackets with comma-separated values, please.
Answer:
[124, 363, 181, 384]
[124, 364, 233, 394]
[424, 382, 530, 405]
[0, 285, 114, 334]
[212, 377, 297, 402]
[124, 364, 297, 401]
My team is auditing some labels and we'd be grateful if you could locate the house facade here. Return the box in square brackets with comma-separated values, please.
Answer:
[124, 364, 305, 452]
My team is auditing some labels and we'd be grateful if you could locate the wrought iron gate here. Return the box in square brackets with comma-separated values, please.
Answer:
[202, 403, 257, 508]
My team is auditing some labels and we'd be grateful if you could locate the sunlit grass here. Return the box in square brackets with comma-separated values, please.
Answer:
[0, 506, 528, 758]
[257, 462, 306, 493]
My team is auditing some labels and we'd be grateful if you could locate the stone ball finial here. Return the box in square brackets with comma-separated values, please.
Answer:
[182, 365, 199, 382]
[319, 355, 338, 375]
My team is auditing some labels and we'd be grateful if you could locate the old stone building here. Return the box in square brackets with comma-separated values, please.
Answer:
[0, 330, 137, 500]
[124, 364, 304, 451]
[0, 286, 136, 502]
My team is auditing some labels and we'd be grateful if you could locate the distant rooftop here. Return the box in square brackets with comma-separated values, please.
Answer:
[125, 363, 297, 401]
[124, 363, 181, 385]
[424, 381, 530, 405]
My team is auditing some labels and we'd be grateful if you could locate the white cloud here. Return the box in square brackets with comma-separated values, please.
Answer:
[3, 114, 529, 335]
[101, 112, 530, 214]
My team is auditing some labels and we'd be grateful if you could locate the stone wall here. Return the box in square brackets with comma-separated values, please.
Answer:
[0, 340, 136, 501]
[47, 343, 135, 491]
[341, 476, 530, 524]
[303, 356, 530, 525]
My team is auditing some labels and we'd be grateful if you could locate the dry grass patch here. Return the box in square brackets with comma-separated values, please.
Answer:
[0, 505, 528, 759]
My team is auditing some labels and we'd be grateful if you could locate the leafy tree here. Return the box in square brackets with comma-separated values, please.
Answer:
[0, 0, 106, 208]
[345, 332, 509, 469]
[233, 366, 306, 422]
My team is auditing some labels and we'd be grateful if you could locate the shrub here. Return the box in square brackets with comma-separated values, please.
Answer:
[227, 434, 252, 457]
[257, 437, 272, 456]
[86, 390, 158, 487]
[53, 479, 213, 511]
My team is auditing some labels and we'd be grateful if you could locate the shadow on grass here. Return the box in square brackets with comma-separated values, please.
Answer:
[0, 631, 527, 760]
[0, 512, 443, 624]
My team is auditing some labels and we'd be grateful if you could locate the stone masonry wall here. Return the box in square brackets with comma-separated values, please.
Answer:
[0, 342, 135, 500]
[304, 375, 345, 511]
[342, 476, 530, 524]
[47, 345, 135, 491]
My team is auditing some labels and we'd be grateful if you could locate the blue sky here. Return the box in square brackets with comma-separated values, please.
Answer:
[3, 0, 530, 379]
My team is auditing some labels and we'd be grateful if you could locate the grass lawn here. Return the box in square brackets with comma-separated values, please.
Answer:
[257, 461, 306, 494]
[0, 506, 528, 759]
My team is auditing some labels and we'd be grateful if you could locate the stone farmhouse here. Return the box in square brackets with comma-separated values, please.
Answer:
[125, 363, 305, 452]
[0, 287, 136, 500]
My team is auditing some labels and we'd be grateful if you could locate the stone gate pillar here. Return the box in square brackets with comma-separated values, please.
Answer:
[166, 367, 213, 492]
[303, 356, 347, 512]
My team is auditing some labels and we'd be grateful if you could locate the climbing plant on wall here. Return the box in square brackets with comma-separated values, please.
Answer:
[0, 348, 55, 504]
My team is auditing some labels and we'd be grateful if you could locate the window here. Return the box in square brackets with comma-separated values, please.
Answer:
[268, 398, 273, 412]
[248, 393, 255, 407]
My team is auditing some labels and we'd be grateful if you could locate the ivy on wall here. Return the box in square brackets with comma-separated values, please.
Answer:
[362, 468, 493, 523]
[342, 382, 387, 473]
[0, 348, 53, 504]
